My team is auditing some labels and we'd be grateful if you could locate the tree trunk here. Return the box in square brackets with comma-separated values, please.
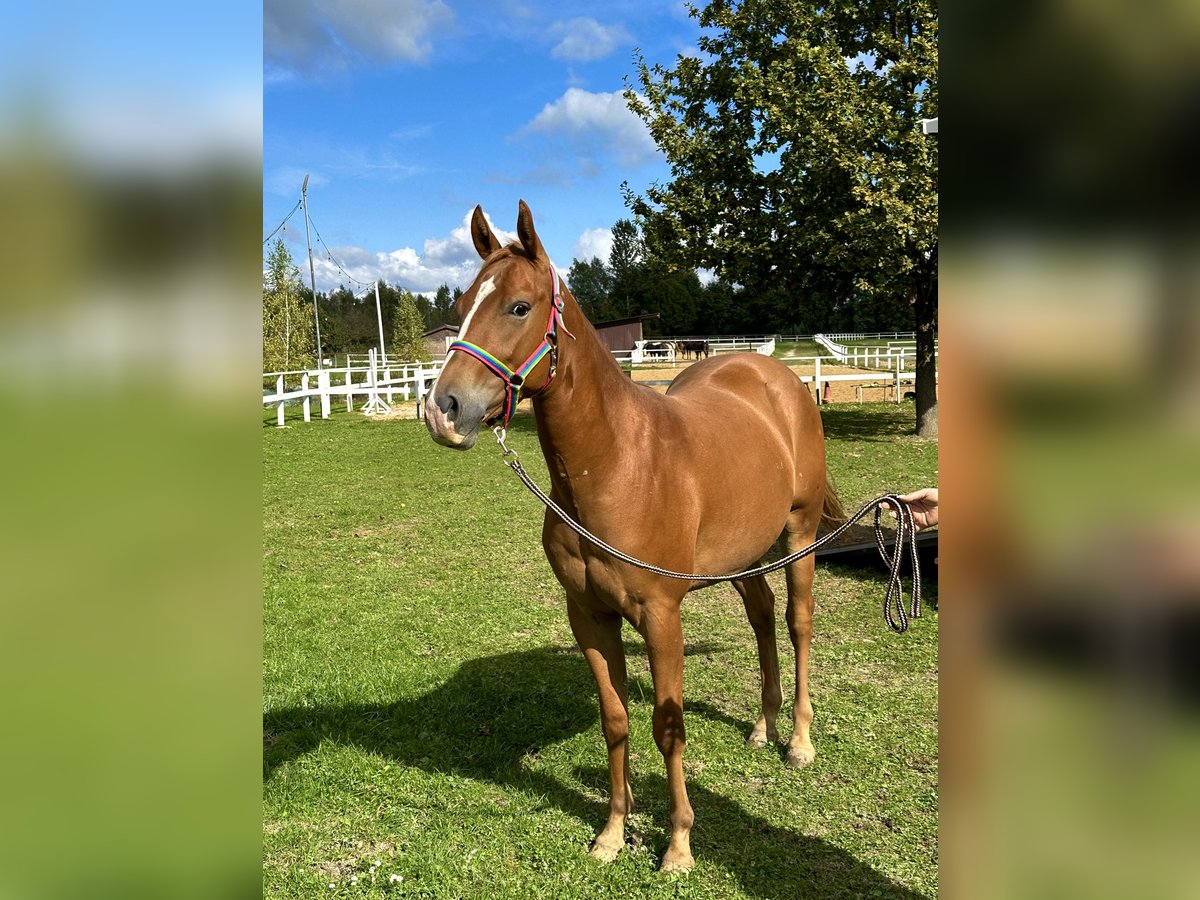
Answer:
[914, 271, 938, 437]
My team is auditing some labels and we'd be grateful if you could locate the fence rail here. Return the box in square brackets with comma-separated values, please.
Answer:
[263, 354, 443, 426]
[265, 340, 936, 424]
[813, 333, 937, 371]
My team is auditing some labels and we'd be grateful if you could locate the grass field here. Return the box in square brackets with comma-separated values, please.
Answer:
[263, 403, 938, 899]
[772, 339, 825, 358]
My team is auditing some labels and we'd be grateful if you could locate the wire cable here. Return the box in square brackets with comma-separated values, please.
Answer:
[262, 199, 302, 246]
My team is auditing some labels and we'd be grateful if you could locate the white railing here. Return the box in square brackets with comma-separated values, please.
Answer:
[821, 332, 916, 342]
[778, 354, 938, 404]
[814, 334, 937, 371]
[263, 352, 443, 426]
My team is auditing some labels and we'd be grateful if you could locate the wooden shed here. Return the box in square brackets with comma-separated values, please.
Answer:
[423, 324, 459, 359]
[592, 313, 660, 354]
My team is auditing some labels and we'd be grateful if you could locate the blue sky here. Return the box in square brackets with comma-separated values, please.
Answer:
[264, 0, 705, 295]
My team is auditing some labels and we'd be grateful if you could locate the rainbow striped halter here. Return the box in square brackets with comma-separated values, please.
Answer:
[446, 263, 574, 428]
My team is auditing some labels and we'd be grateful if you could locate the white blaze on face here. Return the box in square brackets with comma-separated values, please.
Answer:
[458, 276, 495, 344]
[431, 274, 495, 404]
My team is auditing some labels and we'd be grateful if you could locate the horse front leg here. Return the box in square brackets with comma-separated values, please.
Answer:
[566, 597, 633, 862]
[640, 603, 695, 873]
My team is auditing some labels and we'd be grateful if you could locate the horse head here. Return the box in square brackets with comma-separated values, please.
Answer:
[426, 201, 565, 450]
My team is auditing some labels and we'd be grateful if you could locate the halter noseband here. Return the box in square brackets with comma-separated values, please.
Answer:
[446, 263, 574, 428]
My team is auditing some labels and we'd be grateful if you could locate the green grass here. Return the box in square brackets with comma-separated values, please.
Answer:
[264, 404, 938, 898]
[772, 339, 825, 358]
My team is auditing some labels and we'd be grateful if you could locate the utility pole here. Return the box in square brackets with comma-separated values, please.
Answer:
[300, 174, 324, 369]
[374, 281, 387, 365]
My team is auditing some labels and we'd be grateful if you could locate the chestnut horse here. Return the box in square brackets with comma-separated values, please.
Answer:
[425, 201, 843, 873]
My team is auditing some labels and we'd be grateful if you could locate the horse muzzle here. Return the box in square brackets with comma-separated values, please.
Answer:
[425, 384, 497, 450]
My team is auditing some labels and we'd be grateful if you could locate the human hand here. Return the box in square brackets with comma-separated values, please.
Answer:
[891, 488, 938, 530]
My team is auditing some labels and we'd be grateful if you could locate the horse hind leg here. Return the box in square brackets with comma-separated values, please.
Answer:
[782, 508, 820, 768]
[732, 575, 782, 749]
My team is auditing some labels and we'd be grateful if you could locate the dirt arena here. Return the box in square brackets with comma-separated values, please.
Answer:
[630, 359, 913, 404]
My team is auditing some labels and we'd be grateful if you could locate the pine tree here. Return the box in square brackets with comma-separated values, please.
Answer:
[391, 290, 431, 363]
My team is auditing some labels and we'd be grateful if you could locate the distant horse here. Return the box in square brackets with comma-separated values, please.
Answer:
[642, 340, 672, 362]
[425, 201, 843, 873]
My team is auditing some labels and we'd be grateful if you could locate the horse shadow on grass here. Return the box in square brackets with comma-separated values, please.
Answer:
[819, 407, 919, 443]
[264, 645, 925, 899]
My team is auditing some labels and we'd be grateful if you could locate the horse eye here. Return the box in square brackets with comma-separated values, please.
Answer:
[511, 302, 531, 318]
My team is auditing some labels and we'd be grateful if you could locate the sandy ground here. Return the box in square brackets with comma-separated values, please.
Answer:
[630, 360, 912, 404]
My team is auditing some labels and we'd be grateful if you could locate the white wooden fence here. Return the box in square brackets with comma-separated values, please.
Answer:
[818, 331, 916, 342]
[813, 334, 937, 370]
[780, 355, 936, 404]
[263, 354, 443, 426]
[265, 340, 934, 425]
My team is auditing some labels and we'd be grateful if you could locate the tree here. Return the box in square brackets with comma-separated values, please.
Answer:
[625, 0, 938, 434]
[391, 290, 431, 363]
[608, 219, 644, 318]
[431, 284, 456, 328]
[262, 239, 315, 372]
[567, 257, 615, 323]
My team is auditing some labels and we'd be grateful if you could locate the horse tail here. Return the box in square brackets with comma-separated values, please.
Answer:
[821, 475, 847, 530]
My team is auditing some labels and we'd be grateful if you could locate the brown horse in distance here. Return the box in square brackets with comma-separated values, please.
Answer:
[425, 201, 844, 873]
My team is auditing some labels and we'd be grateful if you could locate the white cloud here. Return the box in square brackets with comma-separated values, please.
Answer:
[549, 18, 631, 63]
[572, 227, 613, 264]
[518, 88, 659, 169]
[265, 0, 454, 78]
[307, 208, 518, 294]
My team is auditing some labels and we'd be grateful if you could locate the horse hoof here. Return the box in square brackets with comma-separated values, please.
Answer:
[589, 840, 622, 863]
[785, 745, 816, 768]
[746, 726, 778, 749]
[660, 850, 695, 874]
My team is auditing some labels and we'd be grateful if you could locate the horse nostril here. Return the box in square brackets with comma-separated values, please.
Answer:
[436, 392, 459, 416]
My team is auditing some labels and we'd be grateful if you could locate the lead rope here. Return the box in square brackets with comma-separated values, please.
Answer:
[493, 427, 923, 633]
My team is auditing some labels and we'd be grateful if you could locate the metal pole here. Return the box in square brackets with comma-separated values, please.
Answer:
[300, 174, 324, 369]
[374, 281, 387, 366]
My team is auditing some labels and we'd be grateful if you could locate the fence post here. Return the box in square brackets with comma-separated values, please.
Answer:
[895, 354, 902, 403]
[345, 369, 353, 412]
[320, 370, 330, 418]
[302, 372, 311, 422]
[276, 374, 285, 427]
[814, 357, 822, 404]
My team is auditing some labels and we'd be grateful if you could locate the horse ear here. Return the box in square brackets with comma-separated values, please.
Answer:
[516, 199, 545, 262]
[471, 205, 502, 259]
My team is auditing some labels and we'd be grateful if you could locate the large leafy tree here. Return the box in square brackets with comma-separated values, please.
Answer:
[625, 0, 938, 434]
[566, 257, 616, 323]
[262, 239, 315, 372]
